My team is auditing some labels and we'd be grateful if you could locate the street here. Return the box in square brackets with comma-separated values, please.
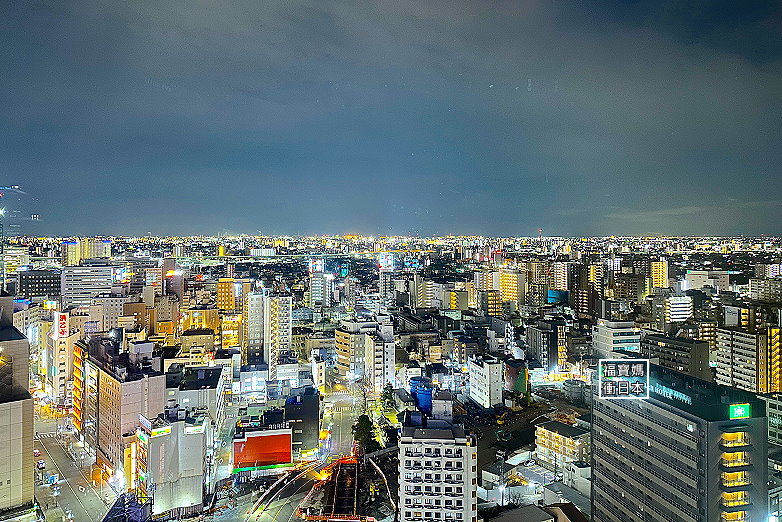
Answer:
[33, 419, 109, 522]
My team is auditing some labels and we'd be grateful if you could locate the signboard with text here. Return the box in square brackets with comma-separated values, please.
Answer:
[53, 312, 68, 339]
[598, 359, 649, 399]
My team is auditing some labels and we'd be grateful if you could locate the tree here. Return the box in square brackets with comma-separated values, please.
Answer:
[352, 414, 381, 454]
[380, 382, 395, 408]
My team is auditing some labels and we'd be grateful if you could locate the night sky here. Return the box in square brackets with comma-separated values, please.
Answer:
[2, 1, 781, 237]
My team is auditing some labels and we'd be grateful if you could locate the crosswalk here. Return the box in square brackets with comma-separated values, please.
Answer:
[35, 432, 58, 440]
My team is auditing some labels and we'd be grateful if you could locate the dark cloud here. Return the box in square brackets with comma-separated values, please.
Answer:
[1, 0, 781, 236]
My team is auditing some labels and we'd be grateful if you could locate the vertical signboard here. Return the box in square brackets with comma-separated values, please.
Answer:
[53, 312, 68, 339]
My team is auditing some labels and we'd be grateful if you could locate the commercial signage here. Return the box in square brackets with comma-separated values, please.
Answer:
[150, 426, 171, 437]
[729, 403, 751, 420]
[598, 359, 649, 399]
[650, 383, 692, 405]
[53, 312, 68, 339]
[184, 424, 205, 435]
[309, 259, 324, 274]
[138, 415, 152, 433]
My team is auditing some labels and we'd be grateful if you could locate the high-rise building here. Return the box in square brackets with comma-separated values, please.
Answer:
[715, 326, 782, 393]
[749, 277, 782, 303]
[61, 265, 115, 308]
[73, 336, 165, 477]
[473, 271, 499, 292]
[592, 364, 767, 522]
[398, 420, 478, 522]
[467, 355, 503, 409]
[0, 295, 35, 517]
[684, 269, 730, 292]
[61, 238, 112, 266]
[499, 269, 526, 306]
[523, 261, 549, 307]
[591, 319, 641, 359]
[477, 289, 501, 317]
[307, 272, 335, 309]
[334, 319, 378, 380]
[650, 260, 668, 289]
[640, 334, 712, 381]
[16, 269, 61, 298]
[42, 311, 80, 405]
[525, 319, 567, 373]
[664, 295, 693, 324]
[216, 278, 251, 311]
[245, 292, 292, 378]
[89, 293, 134, 331]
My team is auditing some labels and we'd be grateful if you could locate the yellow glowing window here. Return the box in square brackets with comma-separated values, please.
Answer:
[721, 491, 749, 507]
[721, 471, 750, 487]
[722, 432, 749, 447]
[722, 451, 746, 462]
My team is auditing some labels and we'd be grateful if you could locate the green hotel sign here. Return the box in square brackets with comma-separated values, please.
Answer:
[729, 403, 751, 420]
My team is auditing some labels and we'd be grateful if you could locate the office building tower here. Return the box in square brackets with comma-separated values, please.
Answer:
[715, 326, 782, 393]
[591, 319, 641, 358]
[0, 295, 35, 517]
[640, 334, 712, 381]
[61, 238, 112, 266]
[525, 318, 567, 373]
[592, 364, 767, 522]
[398, 420, 477, 522]
[73, 336, 165, 477]
[61, 265, 115, 308]
[89, 293, 133, 331]
[43, 311, 80, 405]
[16, 269, 61, 298]
[61, 240, 81, 266]
[3, 246, 30, 274]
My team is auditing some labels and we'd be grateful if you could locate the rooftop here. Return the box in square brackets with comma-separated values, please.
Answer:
[537, 420, 589, 439]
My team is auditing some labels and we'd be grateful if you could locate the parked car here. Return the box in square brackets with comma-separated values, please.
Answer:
[33, 449, 41, 458]
[36, 460, 46, 470]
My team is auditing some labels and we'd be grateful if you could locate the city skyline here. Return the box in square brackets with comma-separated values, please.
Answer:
[3, 1, 782, 236]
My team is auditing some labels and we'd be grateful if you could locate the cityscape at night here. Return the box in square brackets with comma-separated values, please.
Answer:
[2, 1, 782, 522]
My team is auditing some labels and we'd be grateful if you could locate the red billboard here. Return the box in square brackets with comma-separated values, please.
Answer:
[233, 429, 292, 470]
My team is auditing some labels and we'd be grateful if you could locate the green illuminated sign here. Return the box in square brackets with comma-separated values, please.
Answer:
[729, 403, 751, 420]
